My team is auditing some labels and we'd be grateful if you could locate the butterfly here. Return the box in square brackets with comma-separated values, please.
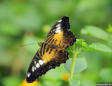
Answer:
[26, 16, 76, 83]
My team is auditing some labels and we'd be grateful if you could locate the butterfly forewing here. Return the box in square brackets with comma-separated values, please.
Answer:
[45, 16, 76, 48]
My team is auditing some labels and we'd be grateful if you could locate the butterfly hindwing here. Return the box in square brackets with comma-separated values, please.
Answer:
[45, 16, 76, 48]
[26, 43, 68, 83]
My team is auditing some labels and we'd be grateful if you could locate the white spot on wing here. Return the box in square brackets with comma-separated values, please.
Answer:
[56, 24, 61, 28]
[36, 63, 40, 68]
[27, 72, 31, 77]
[39, 60, 44, 65]
[58, 20, 62, 22]
[34, 61, 36, 64]
[32, 66, 36, 72]
[55, 27, 61, 33]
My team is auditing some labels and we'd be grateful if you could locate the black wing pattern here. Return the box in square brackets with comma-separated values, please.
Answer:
[26, 16, 76, 83]
[26, 43, 68, 83]
[45, 16, 76, 48]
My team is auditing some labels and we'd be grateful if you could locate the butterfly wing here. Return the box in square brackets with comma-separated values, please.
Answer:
[26, 43, 68, 83]
[26, 16, 76, 83]
[45, 16, 76, 48]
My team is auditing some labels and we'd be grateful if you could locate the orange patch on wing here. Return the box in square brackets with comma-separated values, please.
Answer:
[53, 32, 63, 45]
[42, 49, 56, 63]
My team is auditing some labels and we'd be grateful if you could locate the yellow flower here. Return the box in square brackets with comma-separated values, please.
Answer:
[20, 79, 40, 86]
[62, 73, 69, 81]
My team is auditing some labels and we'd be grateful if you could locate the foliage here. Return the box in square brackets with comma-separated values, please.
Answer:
[0, 0, 112, 86]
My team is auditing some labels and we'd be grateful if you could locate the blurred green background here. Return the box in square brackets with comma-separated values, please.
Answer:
[0, 0, 112, 86]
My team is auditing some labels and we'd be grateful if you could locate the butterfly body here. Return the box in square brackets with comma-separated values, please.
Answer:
[26, 16, 76, 83]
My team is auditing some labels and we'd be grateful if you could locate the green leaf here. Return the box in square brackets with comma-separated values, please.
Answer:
[42, 80, 62, 86]
[41, 65, 67, 86]
[75, 39, 88, 48]
[69, 77, 80, 86]
[67, 39, 88, 54]
[100, 68, 112, 81]
[89, 43, 112, 53]
[81, 26, 109, 40]
[81, 81, 95, 86]
[65, 57, 87, 74]
[75, 58, 87, 73]
[43, 64, 67, 80]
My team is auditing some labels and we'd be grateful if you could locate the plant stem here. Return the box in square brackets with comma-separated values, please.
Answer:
[68, 51, 79, 86]
[70, 51, 79, 79]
